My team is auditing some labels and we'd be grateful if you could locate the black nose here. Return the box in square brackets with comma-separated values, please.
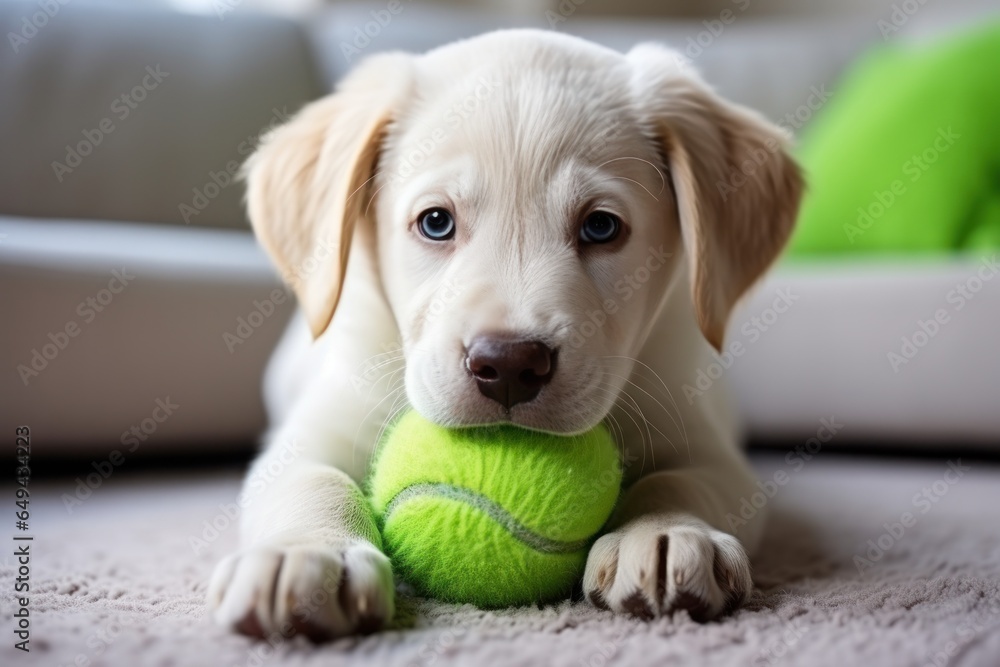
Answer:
[465, 334, 556, 409]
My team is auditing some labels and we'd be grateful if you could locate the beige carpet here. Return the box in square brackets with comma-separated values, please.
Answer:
[4, 453, 1000, 667]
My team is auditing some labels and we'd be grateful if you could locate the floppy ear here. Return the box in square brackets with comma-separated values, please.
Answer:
[628, 45, 804, 351]
[244, 52, 412, 338]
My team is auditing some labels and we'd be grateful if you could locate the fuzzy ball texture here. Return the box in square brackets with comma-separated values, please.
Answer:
[368, 410, 622, 608]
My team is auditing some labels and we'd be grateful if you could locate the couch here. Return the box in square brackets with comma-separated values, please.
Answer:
[4, 1, 998, 458]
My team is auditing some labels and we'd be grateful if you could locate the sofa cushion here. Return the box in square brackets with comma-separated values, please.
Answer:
[0, 216, 289, 454]
[0, 2, 323, 229]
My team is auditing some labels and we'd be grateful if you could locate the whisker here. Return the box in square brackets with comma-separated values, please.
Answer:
[364, 362, 407, 408]
[354, 347, 405, 373]
[597, 404, 630, 465]
[605, 176, 658, 202]
[369, 389, 411, 471]
[357, 355, 405, 405]
[602, 355, 690, 461]
[346, 169, 382, 204]
[601, 370, 685, 447]
[596, 156, 666, 195]
[353, 383, 406, 471]
[364, 180, 391, 218]
[603, 383, 666, 470]
[377, 386, 410, 436]
[588, 395, 621, 443]
[584, 396, 633, 475]
[602, 406, 623, 446]
[588, 383, 653, 472]
[357, 353, 405, 378]
[596, 379, 679, 464]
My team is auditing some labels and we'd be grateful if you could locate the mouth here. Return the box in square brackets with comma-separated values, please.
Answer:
[458, 361, 613, 436]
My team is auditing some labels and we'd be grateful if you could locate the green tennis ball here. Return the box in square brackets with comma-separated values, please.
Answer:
[368, 410, 622, 608]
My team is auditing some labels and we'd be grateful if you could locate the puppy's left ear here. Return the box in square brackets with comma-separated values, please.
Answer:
[628, 45, 804, 351]
[244, 52, 413, 339]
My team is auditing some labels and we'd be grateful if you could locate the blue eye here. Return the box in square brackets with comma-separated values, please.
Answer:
[417, 208, 455, 241]
[579, 211, 621, 244]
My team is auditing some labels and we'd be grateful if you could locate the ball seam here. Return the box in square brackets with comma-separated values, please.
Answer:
[383, 482, 592, 554]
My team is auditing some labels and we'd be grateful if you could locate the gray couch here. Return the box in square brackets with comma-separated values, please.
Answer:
[1, 2, 321, 452]
[2, 0, 998, 456]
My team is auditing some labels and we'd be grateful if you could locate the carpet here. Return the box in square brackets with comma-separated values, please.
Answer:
[4, 452, 1000, 667]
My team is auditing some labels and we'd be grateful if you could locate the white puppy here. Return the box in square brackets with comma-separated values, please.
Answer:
[208, 29, 802, 640]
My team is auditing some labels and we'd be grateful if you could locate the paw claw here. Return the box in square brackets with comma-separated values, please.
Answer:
[671, 590, 710, 622]
[233, 606, 267, 639]
[621, 591, 655, 620]
[656, 535, 668, 601]
[208, 542, 394, 641]
[584, 517, 752, 621]
[588, 588, 611, 610]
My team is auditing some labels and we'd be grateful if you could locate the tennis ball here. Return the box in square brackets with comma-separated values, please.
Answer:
[368, 410, 621, 608]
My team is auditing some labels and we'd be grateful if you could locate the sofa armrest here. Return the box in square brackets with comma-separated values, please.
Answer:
[0, 217, 291, 456]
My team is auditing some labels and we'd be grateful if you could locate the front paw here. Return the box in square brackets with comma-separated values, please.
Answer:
[207, 541, 394, 641]
[583, 515, 751, 621]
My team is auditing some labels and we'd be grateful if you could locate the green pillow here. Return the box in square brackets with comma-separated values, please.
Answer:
[787, 21, 1000, 257]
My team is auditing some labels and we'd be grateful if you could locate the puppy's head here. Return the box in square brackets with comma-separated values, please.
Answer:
[246, 31, 802, 434]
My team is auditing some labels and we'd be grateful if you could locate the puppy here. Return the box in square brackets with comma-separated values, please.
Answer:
[208, 29, 802, 640]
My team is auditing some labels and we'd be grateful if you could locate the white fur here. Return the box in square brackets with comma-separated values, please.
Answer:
[207, 29, 802, 639]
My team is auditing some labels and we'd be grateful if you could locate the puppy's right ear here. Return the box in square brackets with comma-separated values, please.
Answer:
[245, 52, 412, 339]
[628, 45, 803, 352]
